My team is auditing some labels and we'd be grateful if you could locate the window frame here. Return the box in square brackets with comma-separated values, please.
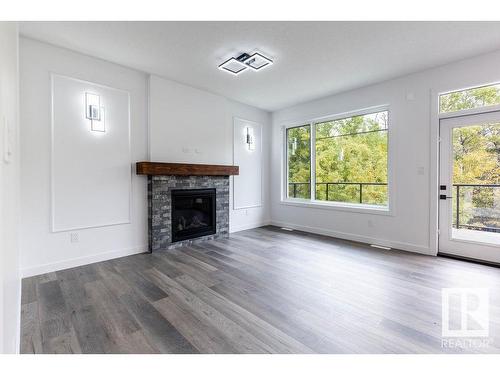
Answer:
[282, 105, 394, 215]
[285, 123, 312, 201]
[439, 81, 500, 119]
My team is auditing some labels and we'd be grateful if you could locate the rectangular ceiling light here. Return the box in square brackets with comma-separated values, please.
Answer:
[218, 57, 248, 75]
[244, 52, 273, 71]
[218, 51, 273, 76]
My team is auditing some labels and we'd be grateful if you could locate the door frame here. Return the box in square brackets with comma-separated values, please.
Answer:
[430, 79, 500, 257]
[437, 105, 500, 262]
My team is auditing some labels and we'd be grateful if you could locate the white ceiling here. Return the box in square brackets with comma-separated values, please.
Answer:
[19, 21, 500, 111]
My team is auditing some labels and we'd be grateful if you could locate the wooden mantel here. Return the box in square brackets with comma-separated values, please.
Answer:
[136, 162, 239, 176]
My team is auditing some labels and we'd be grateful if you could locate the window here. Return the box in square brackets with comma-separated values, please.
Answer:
[287, 125, 311, 199]
[286, 109, 389, 209]
[440, 83, 500, 113]
[315, 111, 388, 206]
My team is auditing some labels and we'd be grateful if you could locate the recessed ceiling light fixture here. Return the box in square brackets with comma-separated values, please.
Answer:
[218, 52, 273, 75]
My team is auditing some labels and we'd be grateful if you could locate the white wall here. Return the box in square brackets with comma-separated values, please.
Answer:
[149, 75, 271, 232]
[22, 31, 500, 282]
[149, 76, 231, 164]
[19, 41, 271, 277]
[0, 22, 20, 354]
[271, 48, 500, 255]
[20, 38, 149, 277]
[51, 74, 132, 232]
[233, 118, 262, 210]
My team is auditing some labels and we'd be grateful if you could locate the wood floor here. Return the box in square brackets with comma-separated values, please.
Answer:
[20, 226, 500, 354]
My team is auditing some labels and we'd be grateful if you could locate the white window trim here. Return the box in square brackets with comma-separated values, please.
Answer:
[430, 81, 500, 255]
[281, 105, 394, 216]
[439, 103, 500, 120]
[280, 198, 392, 216]
[438, 80, 500, 118]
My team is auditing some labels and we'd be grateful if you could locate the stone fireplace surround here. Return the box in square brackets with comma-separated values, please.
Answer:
[148, 175, 229, 251]
[137, 162, 239, 252]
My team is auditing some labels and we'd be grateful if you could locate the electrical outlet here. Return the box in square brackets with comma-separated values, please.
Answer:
[70, 232, 79, 243]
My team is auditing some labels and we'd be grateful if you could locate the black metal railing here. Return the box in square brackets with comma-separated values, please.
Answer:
[288, 182, 500, 233]
[288, 182, 387, 204]
[290, 182, 311, 200]
[453, 184, 500, 233]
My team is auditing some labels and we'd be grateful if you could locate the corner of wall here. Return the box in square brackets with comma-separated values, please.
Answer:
[146, 73, 152, 161]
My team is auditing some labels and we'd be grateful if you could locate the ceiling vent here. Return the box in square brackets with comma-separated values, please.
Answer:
[218, 52, 273, 76]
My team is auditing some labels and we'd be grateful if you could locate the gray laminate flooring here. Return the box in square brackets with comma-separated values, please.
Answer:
[20, 226, 500, 353]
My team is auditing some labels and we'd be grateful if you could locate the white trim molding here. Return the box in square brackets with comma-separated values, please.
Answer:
[271, 220, 435, 256]
[50, 73, 132, 233]
[230, 221, 271, 233]
[20, 245, 147, 278]
[232, 117, 263, 210]
[279, 198, 392, 216]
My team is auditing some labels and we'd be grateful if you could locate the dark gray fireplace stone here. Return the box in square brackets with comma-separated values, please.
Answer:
[148, 175, 229, 251]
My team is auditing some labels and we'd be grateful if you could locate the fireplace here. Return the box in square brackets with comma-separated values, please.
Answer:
[137, 162, 238, 251]
[171, 188, 216, 243]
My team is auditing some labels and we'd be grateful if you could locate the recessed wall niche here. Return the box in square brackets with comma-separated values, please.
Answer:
[51, 74, 131, 232]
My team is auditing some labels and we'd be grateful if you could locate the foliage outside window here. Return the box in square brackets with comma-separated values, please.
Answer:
[286, 110, 389, 208]
[452, 124, 499, 232]
[440, 83, 500, 233]
[287, 125, 311, 199]
[440, 83, 500, 113]
[315, 111, 388, 206]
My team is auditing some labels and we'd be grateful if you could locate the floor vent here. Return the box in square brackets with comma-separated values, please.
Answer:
[370, 244, 391, 250]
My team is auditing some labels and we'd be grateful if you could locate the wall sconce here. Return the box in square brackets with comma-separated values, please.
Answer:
[245, 126, 255, 151]
[85, 92, 105, 132]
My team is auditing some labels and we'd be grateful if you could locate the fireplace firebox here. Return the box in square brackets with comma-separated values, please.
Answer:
[171, 188, 216, 243]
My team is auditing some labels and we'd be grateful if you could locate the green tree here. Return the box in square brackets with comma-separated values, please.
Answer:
[287, 87, 500, 229]
[440, 86, 500, 113]
[452, 124, 499, 230]
[287, 125, 311, 199]
[315, 112, 388, 205]
[441, 84, 500, 230]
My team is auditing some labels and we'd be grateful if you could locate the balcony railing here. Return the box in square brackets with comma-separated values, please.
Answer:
[288, 182, 500, 233]
[452, 184, 500, 233]
[288, 182, 387, 204]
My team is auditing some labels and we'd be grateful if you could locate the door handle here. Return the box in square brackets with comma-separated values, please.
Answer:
[439, 194, 453, 200]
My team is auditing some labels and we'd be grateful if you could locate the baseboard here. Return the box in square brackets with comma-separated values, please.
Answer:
[20, 245, 148, 278]
[230, 220, 271, 233]
[270, 220, 435, 256]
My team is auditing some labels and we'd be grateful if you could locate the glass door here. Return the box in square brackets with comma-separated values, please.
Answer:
[439, 111, 500, 263]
